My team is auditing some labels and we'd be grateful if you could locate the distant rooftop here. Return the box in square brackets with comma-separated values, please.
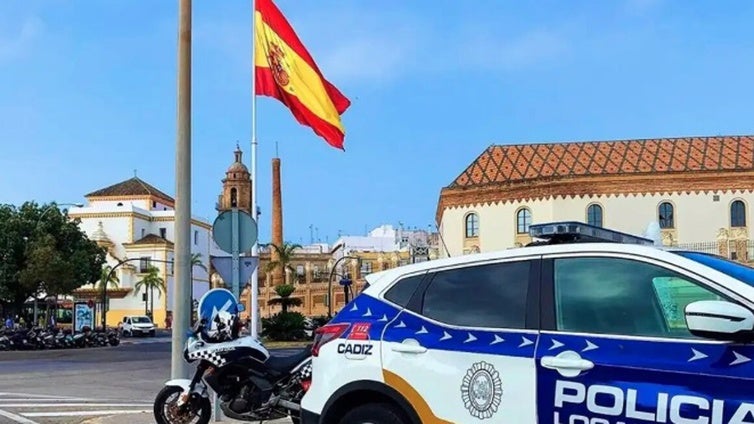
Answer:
[85, 176, 174, 203]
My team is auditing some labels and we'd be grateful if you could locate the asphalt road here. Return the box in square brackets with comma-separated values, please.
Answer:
[0, 335, 300, 424]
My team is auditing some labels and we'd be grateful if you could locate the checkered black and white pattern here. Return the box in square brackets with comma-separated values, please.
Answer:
[187, 349, 227, 367]
[297, 360, 312, 380]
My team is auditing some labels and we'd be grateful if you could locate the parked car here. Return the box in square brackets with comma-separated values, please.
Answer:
[120, 315, 156, 337]
[301, 221, 754, 424]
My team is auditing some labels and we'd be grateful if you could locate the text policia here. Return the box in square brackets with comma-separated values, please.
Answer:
[554, 380, 754, 424]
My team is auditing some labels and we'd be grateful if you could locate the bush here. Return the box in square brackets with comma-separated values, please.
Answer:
[311, 315, 329, 328]
[262, 311, 307, 341]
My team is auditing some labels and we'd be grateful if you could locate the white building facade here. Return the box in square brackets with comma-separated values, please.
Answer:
[436, 135, 754, 260]
[68, 177, 212, 327]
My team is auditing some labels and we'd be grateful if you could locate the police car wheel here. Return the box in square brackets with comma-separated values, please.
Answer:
[338, 402, 407, 424]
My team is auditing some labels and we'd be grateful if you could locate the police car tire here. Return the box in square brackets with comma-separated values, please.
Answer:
[338, 402, 407, 424]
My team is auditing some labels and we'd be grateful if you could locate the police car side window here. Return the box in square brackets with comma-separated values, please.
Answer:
[384, 275, 423, 307]
[421, 261, 530, 329]
[554, 257, 726, 338]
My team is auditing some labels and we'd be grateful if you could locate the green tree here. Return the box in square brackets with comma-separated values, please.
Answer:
[133, 266, 165, 318]
[264, 242, 301, 285]
[0, 202, 105, 314]
[96, 265, 120, 291]
[266, 284, 302, 313]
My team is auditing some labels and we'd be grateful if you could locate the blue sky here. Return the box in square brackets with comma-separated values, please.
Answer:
[1, 0, 754, 245]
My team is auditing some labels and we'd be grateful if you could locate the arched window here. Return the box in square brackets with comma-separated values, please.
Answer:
[658, 202, 674, 229]
[465, 213, 479, 238]
[731, 200, 746, 228]
[587, 204, 603, 227]
[230, 187, 238, 207]
[516, 208, 532, 234]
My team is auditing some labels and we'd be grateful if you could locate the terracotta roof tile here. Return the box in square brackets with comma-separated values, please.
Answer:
[85, 177, 174, 202]
[124, 233, 174, 246]
[448, 135, 754, 188]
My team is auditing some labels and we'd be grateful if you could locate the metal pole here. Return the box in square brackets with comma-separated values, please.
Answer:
[250, 0, 260, 341]
[327, 255, 360, 318]
[102, 257, 174, 329]
[172, 0, 192, 380]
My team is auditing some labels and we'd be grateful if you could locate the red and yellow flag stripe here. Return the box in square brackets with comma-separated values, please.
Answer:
[254, 0, 351, 150]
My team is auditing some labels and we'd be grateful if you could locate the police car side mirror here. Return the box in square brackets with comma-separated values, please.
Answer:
[685, 300, 754, 342]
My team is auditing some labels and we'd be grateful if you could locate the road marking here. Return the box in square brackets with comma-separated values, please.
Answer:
[22, 409, 150, 417]
[0, 392, 82, 399]
[0, 398, 97, 403]
[0, 403, 152, 408]
[0, 408, 40, 424]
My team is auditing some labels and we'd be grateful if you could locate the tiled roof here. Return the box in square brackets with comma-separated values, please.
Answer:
[448, 135, 754, 188]
[85, 177, 174, 202]
[125, 233, 174, 246]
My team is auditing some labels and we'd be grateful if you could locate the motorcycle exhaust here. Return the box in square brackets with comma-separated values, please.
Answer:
[277, 399, 301, 412]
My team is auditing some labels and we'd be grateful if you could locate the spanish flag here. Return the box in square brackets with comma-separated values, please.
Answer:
[254, 0, 351, 150]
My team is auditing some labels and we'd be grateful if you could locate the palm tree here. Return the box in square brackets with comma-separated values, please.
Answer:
[189, 252, 207, 324]
[96, 265, 120, 291]
[267, 284, 302, 313]
[133, 266, 165, 318]
[96, 264, 120, 315]
[264, 242, 301, 285]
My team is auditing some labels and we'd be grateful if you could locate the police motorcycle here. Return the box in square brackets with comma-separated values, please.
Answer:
[153, 305, 313, 424]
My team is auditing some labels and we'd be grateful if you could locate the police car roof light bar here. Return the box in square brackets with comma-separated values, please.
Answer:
[528, 221, 654, 246]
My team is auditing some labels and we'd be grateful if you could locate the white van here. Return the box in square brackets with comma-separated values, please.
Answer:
[120, 315, 156, 337]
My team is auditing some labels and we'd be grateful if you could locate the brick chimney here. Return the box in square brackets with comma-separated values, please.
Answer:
[271, 157, 284, 285]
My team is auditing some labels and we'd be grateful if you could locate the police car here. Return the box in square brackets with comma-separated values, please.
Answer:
[300, 222, 754, 424]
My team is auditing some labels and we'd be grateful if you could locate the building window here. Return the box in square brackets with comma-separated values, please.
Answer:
[152, 201, 157, 208]
[194, 230, 199, 245]
[586, 204, 603, 227]
[516, 208, 532, 234]
[230, 188, 238, 208]
[361, 261, 373, 275]
[159, 228, 167, 239]
[141, 228, 146, 238]
[465, 213, 479, 238]
[658, 202, 674, 229]
[139, 257, 151, 273]
[731, 200, 746, 228]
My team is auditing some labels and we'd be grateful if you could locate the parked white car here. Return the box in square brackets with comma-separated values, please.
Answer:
[120, 315, 156, 337]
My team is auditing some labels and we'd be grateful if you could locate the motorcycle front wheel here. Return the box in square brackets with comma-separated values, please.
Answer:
[153, 386, 211, 424]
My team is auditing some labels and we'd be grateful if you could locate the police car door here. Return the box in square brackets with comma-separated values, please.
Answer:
[381, 257, 541, 423]
[536, 253, 754, 424]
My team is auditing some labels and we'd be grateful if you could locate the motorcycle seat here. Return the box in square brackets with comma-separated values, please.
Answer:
[265, 345, 312, 373]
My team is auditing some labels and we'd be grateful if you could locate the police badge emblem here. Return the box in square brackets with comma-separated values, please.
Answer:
[460, 361, 503, 419]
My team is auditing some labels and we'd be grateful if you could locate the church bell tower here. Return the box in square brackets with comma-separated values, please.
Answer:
[217, 144, 252, 213]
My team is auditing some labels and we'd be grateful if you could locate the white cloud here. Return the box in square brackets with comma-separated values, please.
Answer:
[451, 28, 569, 72]
[200, 5, 571, 85]
[0, 16, 44, 64]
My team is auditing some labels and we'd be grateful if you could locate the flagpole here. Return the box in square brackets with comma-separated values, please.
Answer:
[250, 0, 260, 340]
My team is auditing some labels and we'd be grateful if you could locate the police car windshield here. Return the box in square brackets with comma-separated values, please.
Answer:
[674, 251, 754, 286]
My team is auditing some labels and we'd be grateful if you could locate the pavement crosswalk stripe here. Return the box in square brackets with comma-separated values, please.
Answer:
[2, 403, 152, 408]
[21, 409, 150, 417]
[0, 392, 82, 399]
[0, 408, 40, 424]
[0, 399, 97, 403]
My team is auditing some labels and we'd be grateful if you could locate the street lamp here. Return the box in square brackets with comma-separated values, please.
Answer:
[32, 202, 84, 325]
[327, 255, 360, 318]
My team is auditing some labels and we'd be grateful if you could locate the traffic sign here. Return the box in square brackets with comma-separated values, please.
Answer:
[197, 288, 240, 324]
[212, 209, 258, 254]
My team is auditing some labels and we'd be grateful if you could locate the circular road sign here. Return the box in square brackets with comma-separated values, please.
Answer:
[212, 209, 258, 254]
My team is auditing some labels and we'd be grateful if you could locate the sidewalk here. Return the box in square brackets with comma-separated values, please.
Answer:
[81, 412, 292, 423]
